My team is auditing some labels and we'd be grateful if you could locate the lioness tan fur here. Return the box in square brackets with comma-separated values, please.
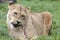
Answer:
[7, 2, 52, 40]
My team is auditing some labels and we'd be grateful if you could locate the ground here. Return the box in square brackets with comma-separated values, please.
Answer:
[0, 0, 60, 40]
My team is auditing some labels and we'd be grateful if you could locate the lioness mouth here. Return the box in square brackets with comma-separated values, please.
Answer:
[13, 24, 22, 28]
[11, 23, 22, 28]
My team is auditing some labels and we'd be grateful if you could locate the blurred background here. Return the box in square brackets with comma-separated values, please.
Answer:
[0, 0, 60, 40]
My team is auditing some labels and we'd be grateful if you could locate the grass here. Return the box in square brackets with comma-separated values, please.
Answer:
[0, 0, 60, 40]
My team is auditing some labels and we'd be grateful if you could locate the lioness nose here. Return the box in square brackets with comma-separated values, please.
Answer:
[11, 21, 21, 25]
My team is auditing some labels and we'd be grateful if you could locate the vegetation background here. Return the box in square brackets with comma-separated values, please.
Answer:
[0, 0, 60, 40]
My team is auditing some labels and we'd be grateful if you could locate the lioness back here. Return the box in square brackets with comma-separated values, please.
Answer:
[30, 12, 52, 35]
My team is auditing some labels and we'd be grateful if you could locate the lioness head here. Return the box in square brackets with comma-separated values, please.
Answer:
[8, 2, 30, 28]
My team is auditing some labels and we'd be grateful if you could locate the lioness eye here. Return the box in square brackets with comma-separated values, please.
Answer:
[21, 15, 25, 20]
[21, 15, 25, 17]
[14, 12, 17, 15]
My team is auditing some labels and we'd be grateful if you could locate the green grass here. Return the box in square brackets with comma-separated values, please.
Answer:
[0, 0, 60, 40]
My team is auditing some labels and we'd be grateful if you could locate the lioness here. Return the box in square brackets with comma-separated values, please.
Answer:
[7, 2, 52, 40]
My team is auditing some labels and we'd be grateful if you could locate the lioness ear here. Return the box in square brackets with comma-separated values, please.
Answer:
[26, 7, 30, 12]
[8, 1, 15, 9]
[8, 1, 15, 6]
